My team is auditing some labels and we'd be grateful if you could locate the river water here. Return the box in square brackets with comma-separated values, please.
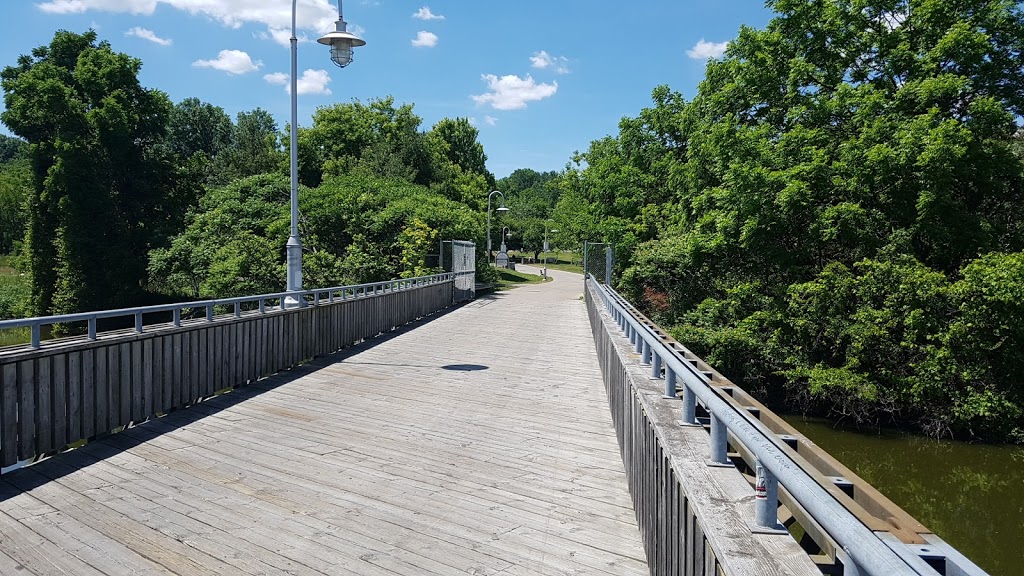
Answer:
[783, 416, 1024, 575]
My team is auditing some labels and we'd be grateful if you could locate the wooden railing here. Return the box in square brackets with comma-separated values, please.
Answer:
[0, 278, 455, 470]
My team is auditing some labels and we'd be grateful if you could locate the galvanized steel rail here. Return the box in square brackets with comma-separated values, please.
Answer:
[586, 274, 987, 576]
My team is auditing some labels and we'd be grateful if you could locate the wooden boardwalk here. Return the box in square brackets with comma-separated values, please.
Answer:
[0, 268, 648, 575]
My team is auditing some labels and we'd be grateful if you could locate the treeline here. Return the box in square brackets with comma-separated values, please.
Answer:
[0, 30, 496, 324]
[551, 0, 1024, 443]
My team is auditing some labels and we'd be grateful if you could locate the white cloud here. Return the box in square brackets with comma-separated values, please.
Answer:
[264, 69, 332, 95]
[193, 49, 262, 75]
[264, 72, 288, 85]
[256, 27, 306, 48]
[295, 69, 331, 95]
[36, 0, 340, 45]
[411, 31, 438, 48]
[468, 117, 477, 126]
[125, 26, 171, 45]
[686, 39, 729, 60]
[530, 51, 570, 74]
[484, 115, 498, 126]
[471, 74, 557, 111]
[412, 6, 444, 20]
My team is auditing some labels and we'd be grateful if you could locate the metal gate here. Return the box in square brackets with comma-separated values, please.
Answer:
[442, 240, 476, 302]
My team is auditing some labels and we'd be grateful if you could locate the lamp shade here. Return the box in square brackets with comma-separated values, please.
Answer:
[318, 21, 366, 68]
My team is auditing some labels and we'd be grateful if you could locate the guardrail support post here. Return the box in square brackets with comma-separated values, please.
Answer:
[206, 304, 214, 322]
[708, 414, 732, 467]
[633, 331, 644, 354]
[31, 324, 41, 349]
[135, 313, 143, 333]
[651, 352, 663, 381]
[753, 460, 786, 533]
[234, 302, 241, 318]
[88, 318, 97, 340]
[173, 309, 181, 327]
[681, 383, 699, 426]
[641, 339, 652, 365]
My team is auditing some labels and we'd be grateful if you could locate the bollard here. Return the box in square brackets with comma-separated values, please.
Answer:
[753, 460, 786, 532]
[708, 413, 732, 467]
[681, 384, 699, 426]
[652, 352, 663, 381]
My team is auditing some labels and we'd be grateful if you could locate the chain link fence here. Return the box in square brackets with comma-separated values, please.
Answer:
[584, 242, 614, 285]
[442, 240, 476, 302]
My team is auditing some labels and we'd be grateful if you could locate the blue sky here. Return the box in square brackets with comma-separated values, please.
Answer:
[0, 0, 774, 178]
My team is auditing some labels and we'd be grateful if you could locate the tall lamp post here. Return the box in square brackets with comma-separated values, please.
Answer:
[285, 0, 365, 305]
[486, 190, 509, 265]
[543, 226, 558, 278]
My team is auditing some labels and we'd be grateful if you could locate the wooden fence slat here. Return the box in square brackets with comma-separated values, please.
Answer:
[81, 349, 95, 439]
[119, 342, 131, 426]
[52, 354, 67, 450]
[36, 357, 51, 455]
[17, 360, 35, 460]
[67, 352, 81, 444]
[1, 363, 17, 467]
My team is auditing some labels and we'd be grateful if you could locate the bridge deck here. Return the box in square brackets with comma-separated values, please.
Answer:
[0, 268, 648, 575]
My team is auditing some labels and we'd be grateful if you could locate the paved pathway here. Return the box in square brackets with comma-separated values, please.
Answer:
[0, 268, 647, 575]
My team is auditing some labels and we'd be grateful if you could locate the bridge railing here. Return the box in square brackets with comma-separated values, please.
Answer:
[585, 275, 987, 576]
[0, 274, 453, 350]
[0, 273, 459, 472]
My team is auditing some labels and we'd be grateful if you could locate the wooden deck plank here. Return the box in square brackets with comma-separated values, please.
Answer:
[0, 270, 647, 575]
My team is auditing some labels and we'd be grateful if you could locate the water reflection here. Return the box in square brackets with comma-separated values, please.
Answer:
[783, 416, 1024, 576]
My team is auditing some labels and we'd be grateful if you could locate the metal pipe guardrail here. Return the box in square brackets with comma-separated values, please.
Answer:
[587, 274, 987, 576]
[0, 273, 454, 350]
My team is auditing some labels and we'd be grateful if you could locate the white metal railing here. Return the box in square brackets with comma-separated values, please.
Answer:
[586, 274, 987, 576]
[0, 273, 454, 350]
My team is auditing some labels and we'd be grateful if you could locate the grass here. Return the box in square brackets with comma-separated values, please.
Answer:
[537, 252, 584, 274]
[0, 253, 31, 346]
[495, 267, 549, 289]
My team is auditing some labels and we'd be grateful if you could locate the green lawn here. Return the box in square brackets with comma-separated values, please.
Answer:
[495, 267, 549, 289]
[0, 254, 31, 346]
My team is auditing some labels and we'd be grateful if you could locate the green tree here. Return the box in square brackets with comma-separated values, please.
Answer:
[297, 96, 431, 188]
[1, 30, 178, 316]
[216, 108, 285, 181]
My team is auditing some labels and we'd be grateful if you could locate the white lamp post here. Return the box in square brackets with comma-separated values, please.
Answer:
[486, 190, 509, 265]
[285, 0, 365, 305]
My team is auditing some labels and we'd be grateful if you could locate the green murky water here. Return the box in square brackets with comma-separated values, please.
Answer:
[783, 416, 1024, 575]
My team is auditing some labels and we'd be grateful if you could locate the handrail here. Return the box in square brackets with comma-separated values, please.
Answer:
[585, 274, 982, 576]
[0, 273, 454, 349]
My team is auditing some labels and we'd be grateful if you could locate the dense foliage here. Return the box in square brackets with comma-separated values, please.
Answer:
[554, 0, 1024, 442]
[0, 30, 497, 325]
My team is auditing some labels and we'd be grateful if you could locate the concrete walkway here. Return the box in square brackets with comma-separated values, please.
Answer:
[0, 268, 647, 575]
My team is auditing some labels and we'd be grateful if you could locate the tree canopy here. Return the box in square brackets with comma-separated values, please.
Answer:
[552, 0, 1024, 442]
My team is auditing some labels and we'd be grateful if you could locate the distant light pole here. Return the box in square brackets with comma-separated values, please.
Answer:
[501, 226, 511, 251]
[285, 0, 365, 305]
[544, 226, 558, 278]
[486, 190, 509, 265]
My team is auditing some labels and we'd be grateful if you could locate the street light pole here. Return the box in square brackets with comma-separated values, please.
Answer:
[286, 0, 364, 306]
[486, 190, 509, 266]
[286, 0, 302, 302]
[543, 225, 558, 279]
